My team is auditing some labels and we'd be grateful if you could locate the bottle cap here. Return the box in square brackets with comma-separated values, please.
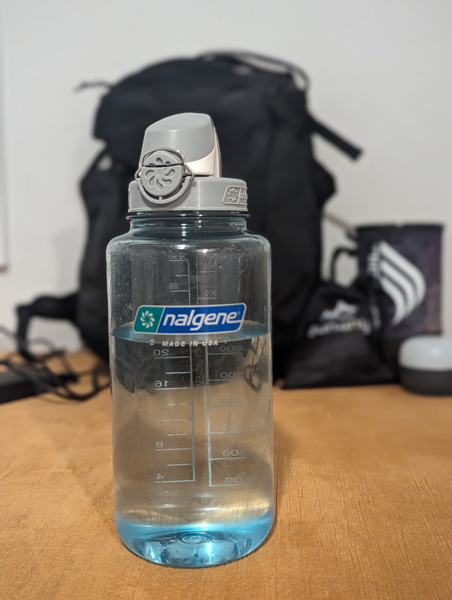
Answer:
[128, 113, 248, 213]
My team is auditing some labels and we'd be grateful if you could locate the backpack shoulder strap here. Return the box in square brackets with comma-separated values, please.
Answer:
[309, 115, 362, 159]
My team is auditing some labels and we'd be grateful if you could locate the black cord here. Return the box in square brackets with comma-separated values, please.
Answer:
[0, 326, 109, 401]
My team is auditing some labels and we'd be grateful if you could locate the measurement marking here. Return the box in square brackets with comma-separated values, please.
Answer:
[211, 431, 240, 435]
[206, 349, 213, 487]
[208, 352, 241, 356]
[167, 463, 193, 467]
[155, 356, 190, 360]
[157, 418, 192, 422]
[166, 371, 190, 375]
[209, 404, 243, 408]
[209, 379, 238, 382]
[156, 448, 191, 451]
[167, 433, 191, 437]
[156, 386, 191, 391]
[156, 479, 195, 484]
[199, 252, 213, 487]
[167, 402, 191, 406]
[211, 456, 247, 461]
[170, 289, 189, 293]
[175, 274, 188, 277]
[210, 483, 245, 487]
[169, 259, 189, 262]
[187, 266, 196, 484]
[196, 254, 200, 302]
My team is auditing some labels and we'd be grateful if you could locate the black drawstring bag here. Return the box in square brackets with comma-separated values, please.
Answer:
[17, 52, 361, 379]
[283, 269, 395, 389]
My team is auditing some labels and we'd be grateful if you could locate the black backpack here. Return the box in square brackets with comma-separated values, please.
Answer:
[17, 52, 361, 379]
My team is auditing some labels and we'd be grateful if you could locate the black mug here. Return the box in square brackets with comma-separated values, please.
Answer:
[331, 223, 443, 361]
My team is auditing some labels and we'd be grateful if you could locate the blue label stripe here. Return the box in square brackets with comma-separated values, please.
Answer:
[133, 303, 246, 335]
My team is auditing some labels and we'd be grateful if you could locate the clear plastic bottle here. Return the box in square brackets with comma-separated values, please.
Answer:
[107, 114, 273, 567]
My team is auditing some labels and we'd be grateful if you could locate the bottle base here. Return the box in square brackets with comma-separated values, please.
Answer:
[115, 512, 273, 568]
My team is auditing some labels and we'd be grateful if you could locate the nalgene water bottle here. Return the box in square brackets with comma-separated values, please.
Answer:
[107, 113, 273, 567]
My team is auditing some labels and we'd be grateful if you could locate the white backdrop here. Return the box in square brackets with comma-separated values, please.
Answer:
[1, 0, 451, 349]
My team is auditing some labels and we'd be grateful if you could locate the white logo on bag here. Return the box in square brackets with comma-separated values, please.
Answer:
[307, 300, 371, 339]
[320, 300, 357, 322]
[368, 241, 426, 325]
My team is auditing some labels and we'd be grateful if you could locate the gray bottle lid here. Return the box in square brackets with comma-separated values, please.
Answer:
[128, 113, 248, 213]
[399, 336, 452, 371]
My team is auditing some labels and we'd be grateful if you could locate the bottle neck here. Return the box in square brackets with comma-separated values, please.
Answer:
[129, 211, 247, 237]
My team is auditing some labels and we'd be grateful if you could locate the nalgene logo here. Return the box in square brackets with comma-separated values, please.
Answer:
[133, 304, 246, 335]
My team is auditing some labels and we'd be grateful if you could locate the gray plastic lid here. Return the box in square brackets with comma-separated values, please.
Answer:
[399, 336, 452, 371]
[129, 113, 248, 213]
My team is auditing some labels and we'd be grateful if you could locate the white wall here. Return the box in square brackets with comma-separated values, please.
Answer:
[1, 0, 451, 349]
[0, 16, 7, 271]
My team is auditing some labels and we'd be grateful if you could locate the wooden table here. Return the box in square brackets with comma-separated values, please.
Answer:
[1, 353, 452, 599]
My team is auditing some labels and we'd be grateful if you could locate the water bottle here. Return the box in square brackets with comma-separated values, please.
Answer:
[107, 113, 273, 567]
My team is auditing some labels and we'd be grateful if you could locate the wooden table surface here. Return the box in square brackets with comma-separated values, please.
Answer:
[1, 353, 452, 599]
